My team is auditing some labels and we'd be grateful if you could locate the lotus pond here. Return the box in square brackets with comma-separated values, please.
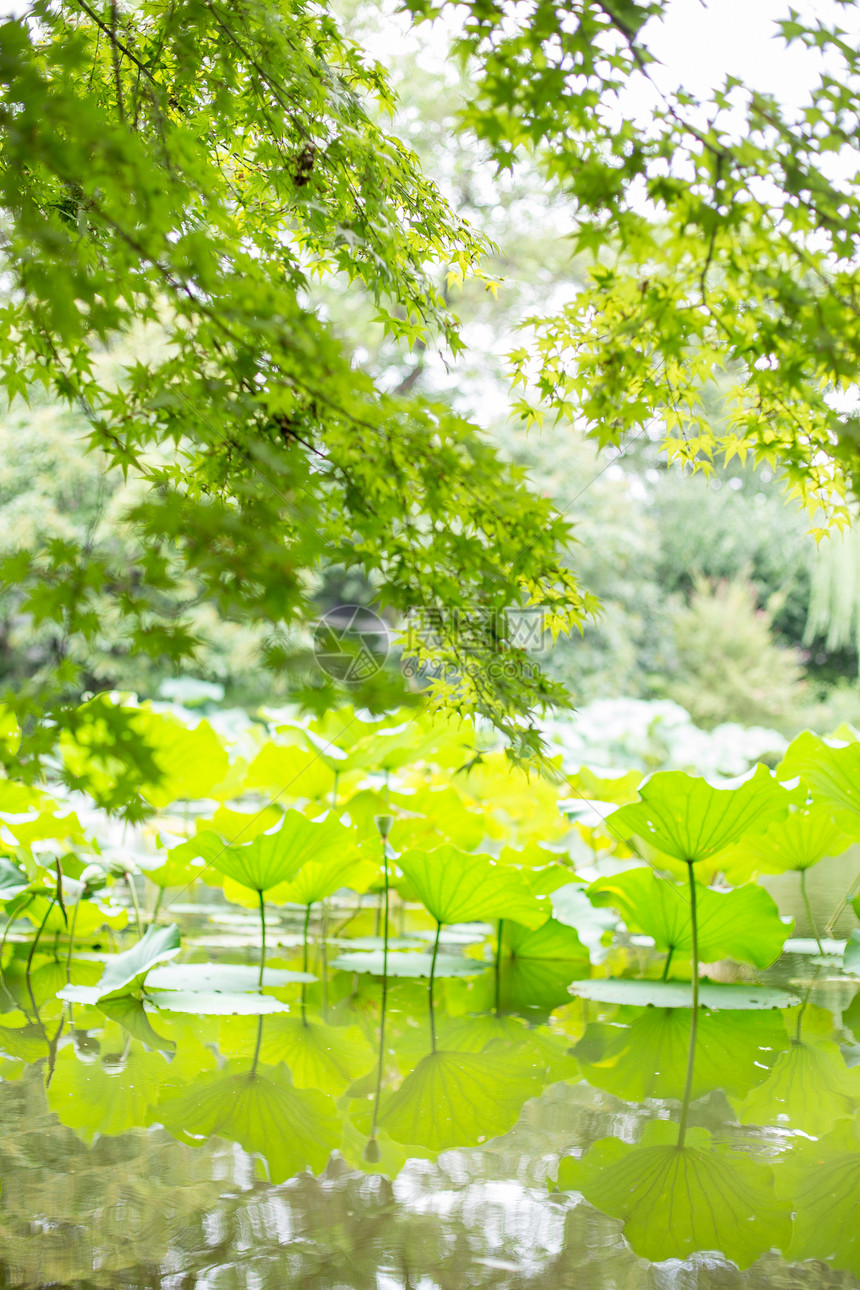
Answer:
[3, 701, 860, 1287]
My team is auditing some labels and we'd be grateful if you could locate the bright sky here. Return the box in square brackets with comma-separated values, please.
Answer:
[645, 0, 851, 105]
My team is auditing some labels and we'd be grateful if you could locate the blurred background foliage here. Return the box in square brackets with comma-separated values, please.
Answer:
[1, 0, 859, 739]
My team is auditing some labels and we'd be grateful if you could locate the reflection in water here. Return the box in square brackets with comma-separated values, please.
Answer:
[1, 929, 860, 1286]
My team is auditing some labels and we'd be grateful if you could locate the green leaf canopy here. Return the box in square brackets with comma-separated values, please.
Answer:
[396, 846, 549, 928]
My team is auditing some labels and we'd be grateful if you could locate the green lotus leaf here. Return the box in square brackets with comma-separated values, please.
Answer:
[329, 949, 481, 978]
[519, 865, 581, 898]
[775, 1120, 860, 1276]
[265, 853, 378, 907]
[396, 846, 548, 929]
[716, 802, 856, 882]
[570, 979, 800, 1009]
[153, 1061, 339, 1181]
[57, 922, 181, 1004]
[574, 1007, 788, 1102]
[243, 741, 335, 801]
[145, 990, 291, 1015]
[778, 731, 860, 825]
[3, 807, 86, 848]
[63, 704, 230, 810]
[145, 963, 314, 991]
[735, 1036, 860, 1135]
[49, 1040, 170, 1143]
[380, 1048, 544, 1151]
[558, 1120, 790, 1269]
[503, 916, 589, 962]
[568, 767, 643, 805]
[388, 787, 484, 853]
[588, 867, 790, 967]
[258, 1017, 375, 1094]
[607, 766, 791, 864]
[207, 810, 354, 894]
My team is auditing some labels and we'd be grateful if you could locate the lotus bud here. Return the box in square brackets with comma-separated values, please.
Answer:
[374, 814, 393, 840]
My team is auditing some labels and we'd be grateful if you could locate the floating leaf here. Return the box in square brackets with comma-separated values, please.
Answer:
[330, 950, 480, 978]
[588, 867, 790, 968]
[607, 767, 790, 864]
[396, 847, 548, 929]
[558, 1120, 790, 1269]
[154, 1061, 339, 1181]
[146, 963, 314, 991]
[57, 923, 181, 1004]
[570, 980, 799, 1009]
[145, 990, 290, 1015]
[380, 1048, 543, 1151]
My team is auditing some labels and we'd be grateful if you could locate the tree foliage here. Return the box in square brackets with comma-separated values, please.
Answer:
[0, 0, 589, 766]
[407, 0, 860, 515]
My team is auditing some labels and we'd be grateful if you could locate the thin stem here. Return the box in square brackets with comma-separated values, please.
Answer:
[332, 770, 339, 810]
[251, 1016, 263, 1076]
[127, 873, 143, 939]
[320, 899, 328, 1020]
[369, 839, 391, 1149]
[64, 899, 81, 982]
[800, 869, 824, 955]
[494, 918, 504, 1015]
[676, 861, 700, 1149]
[661, 946, 675, 981]
[150, 887, 164, 927]
[429, 920, 442, 1054]
[676, 1002, 699, 1149]
[257, 890, 267, 990]
[27, 897, 56, 976]
[301, 902, 312, 1025]
[686, 861, 699, 1013]
[825, 865, 860, 938]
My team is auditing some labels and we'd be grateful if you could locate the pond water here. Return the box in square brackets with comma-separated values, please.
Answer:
[2, 897, 860, 1290]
